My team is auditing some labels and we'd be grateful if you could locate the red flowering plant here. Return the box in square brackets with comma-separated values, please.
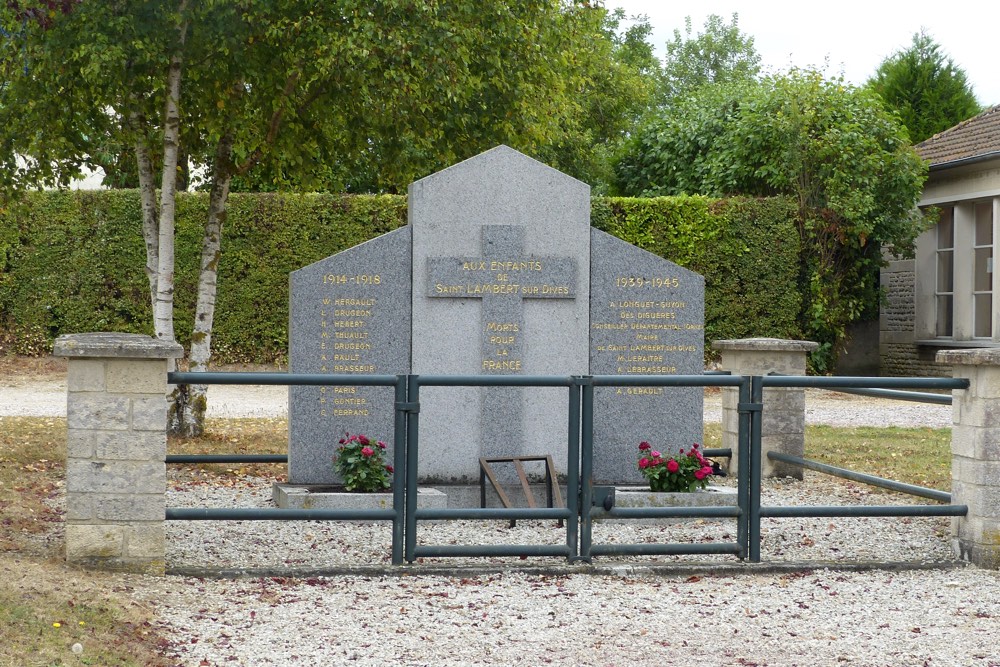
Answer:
[333, 433, 393, 492]
[636, 441, 715, 492]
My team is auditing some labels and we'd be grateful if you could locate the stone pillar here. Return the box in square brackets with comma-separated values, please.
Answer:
[937, 348, 1000, 568]
[54, 333, 183, 575]
[712, 338, 818, 479]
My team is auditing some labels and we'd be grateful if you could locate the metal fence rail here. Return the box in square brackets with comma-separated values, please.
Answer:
[166, 372, 409, 565]
[579, 374, 751, 562]
[403, 374, 582, 563]
[162, 370, 969, 568]
[768, 451, 952, 503]
[746, 374, 969, 563]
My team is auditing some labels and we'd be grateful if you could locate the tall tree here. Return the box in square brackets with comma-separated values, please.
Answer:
[615, 70, 929, 370]
[1, 0, 615, 435]
[868, 30, 981, 143]
[522, 7, 661, 191]
[659, 13, 760, 105]
[231, 4, 661, 194]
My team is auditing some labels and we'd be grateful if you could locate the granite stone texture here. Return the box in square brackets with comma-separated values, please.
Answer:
[287, 146, 708, 486]
[589, 228, 704, 483]
[410, 146, 591, 483]
[288, 226, 412, 485]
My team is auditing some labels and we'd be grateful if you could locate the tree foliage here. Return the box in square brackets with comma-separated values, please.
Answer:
[659, 13, 760, 105]
[867, 31, 981, 143]
[529, 7, 661, 192]
[615, 70, 929, 370]
[1, 0, 659, 433]
[231, 4, 661, 194]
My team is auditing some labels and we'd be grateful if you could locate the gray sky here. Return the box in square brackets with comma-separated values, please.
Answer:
[611, 0, 1000, 107]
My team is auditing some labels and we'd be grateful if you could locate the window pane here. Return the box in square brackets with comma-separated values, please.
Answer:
[938, 207, 954, 249]
[937, 295, 953, 337]
[975, 246, 994, 292]
[976, 202, 993, 244]
[937, 250, 954, 292]
[976, 294, 993, 338]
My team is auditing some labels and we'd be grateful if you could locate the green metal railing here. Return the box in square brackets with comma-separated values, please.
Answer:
[577, 374, 749, 562]
[746, 374, 969, 563]
[164, 370, 971, 568]
[166, 371, 409, 565]
[403, 374, 581, 563]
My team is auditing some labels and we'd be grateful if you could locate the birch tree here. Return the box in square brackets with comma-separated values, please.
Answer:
[1, 0, 618, 435]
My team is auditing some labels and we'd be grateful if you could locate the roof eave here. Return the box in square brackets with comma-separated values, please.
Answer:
[928, 151, 1000, 172]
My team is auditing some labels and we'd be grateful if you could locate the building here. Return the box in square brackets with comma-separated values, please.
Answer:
[881, 105, 1000, 376]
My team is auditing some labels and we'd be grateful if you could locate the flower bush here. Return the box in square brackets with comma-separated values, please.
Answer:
[333, 433, 393, 492]
[636, 441, 714, 492]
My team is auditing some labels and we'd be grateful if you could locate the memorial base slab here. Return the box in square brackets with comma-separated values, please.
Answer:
[272, 483, 446, 512]
[595, 485, 738, 523]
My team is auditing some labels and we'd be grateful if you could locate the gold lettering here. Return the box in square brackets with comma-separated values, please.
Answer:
[486, 322, 519, 332]
[481, 359, 523, 371]
[334, 298, 376, 306]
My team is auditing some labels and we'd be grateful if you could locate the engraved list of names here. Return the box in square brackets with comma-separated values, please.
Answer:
[287, 226, 412, 485]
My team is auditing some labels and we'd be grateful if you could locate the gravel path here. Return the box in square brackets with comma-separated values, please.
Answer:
[146, 469, 997, 666]
[13, 375, 995, 666]
[0, 377, 954, 428]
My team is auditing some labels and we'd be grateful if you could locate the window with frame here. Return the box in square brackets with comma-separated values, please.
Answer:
[974, 202, 993, 339]
[936, 206, 954, 337]
[922, 200, 996, 342]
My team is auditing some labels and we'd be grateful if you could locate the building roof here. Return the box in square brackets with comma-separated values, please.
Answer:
[916, 105, 1000, 168]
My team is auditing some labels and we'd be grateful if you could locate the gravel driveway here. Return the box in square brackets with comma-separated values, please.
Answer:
[12, 374, 995, 666]
[0, 376, 954, 428]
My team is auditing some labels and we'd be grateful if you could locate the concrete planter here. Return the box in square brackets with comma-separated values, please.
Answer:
[595, 485, 738, 523]
[272, 483, 446, 512]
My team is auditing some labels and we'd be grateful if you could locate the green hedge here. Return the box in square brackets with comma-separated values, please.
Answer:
[0, 190, 799, 363]
[592, 196, 802, 352]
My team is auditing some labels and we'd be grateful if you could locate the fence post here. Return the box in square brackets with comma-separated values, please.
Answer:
[54, 333, 183, 575]
[712, 338, 818, 479]
[937, 348, 1000, 568]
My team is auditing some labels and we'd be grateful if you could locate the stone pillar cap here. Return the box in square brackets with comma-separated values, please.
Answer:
[54, 332, 184, 359]
[712, 337, 819, 352]
[936, 348, 1000, 366]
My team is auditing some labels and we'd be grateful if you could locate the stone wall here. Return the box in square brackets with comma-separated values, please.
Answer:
[880, 256, 951, 378]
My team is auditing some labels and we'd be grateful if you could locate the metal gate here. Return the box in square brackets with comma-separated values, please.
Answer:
[167, 371, 969, 567]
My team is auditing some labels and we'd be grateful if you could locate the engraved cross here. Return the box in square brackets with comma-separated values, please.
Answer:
[426, 225, 576, 374]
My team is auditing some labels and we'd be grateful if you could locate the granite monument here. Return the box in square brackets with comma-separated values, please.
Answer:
[288, 146, 704, 485]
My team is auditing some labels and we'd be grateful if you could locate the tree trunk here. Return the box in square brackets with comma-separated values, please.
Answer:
[161, 4, 190, 435]
[155, 52, 182, 346]
[178, 132, 234, 437]
[133, 127, 160, 322]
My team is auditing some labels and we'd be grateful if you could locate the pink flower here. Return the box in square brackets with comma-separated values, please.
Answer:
[378, 441, 387, 449]
[361, 446, 374, 457]
[694, 469, 707, 480]
[701, 465, 714, 477]
[638, 442, 652, 451]
[638, 457, 650, 469]
[358, 434, 370, 445]
[651, 450, 662, 459]
[666, 459, 680, 473]
[692, 443, 699, 449]
[385, 464, 394, 473]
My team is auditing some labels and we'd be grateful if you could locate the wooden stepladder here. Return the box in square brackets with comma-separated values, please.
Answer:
[478, 455, 564, 527]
